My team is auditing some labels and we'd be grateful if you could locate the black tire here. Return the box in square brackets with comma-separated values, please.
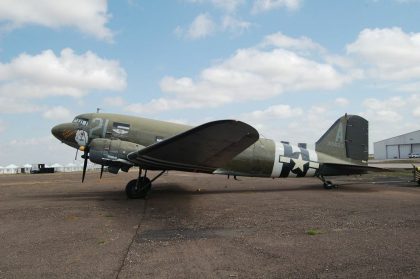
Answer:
[125, 177, 151, 199]
[323, 181, 334, 190]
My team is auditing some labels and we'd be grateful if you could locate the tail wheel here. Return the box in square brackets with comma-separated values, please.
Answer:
[323, 181, 334, 190]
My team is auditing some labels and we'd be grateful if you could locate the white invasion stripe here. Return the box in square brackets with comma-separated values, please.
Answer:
[309, 162, 319, 169]
[270, 141, 284, 178]
[307, 148, 318, 162]
[306, 148, 319, 176]
[279, 157, 290, 164]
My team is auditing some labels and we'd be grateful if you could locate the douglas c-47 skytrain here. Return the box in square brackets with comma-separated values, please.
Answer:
[52, 112, 379, 199]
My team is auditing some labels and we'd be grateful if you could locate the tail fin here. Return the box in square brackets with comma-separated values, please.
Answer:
[316, 114, 368, 164]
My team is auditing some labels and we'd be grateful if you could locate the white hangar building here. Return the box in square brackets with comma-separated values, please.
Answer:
[374, 130, 420, 159]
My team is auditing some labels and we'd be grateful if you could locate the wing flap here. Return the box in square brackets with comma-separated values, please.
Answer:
[127, 120, 259, 172]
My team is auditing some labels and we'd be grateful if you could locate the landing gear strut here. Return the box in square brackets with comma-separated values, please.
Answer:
[317, 175, 336, 190]
[125, 168, 166, 199]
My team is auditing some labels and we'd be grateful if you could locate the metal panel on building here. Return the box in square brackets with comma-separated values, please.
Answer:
[386, 145, 399, 159]
[400, 144, 411, 158]
[374, 130, 420, 160]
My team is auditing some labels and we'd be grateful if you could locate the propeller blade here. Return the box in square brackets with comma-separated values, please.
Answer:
[82, 151, 88, 183]
[100, 165, 104, 179]
[74, 149, 79, 160]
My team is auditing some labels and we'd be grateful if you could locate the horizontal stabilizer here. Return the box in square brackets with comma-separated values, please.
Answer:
[318, 163, 391, 176]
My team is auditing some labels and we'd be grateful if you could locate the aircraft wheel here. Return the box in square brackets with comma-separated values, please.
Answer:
[323, 181, 334, 190]
[125, 177, 151, 199]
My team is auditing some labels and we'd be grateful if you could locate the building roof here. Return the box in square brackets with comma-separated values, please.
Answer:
[374, 130, 420, 144]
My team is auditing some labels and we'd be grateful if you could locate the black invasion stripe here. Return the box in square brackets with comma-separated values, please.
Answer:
[280, 143, 293, 177]
[295, 147, 310, 177]
[299, 147, 310, 161]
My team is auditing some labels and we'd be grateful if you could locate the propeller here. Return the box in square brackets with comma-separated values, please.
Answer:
[80, 146, 89, 183]
[100, 165, 104, 179]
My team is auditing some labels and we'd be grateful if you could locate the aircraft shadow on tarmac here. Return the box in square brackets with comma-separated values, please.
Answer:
[26, 181, 387, 202]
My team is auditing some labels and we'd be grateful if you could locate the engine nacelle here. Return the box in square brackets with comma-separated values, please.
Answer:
[89, 138, 144, 171]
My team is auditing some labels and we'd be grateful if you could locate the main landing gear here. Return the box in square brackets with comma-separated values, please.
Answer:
[317, 175, 336, 190]
[125, 169, 166, 199]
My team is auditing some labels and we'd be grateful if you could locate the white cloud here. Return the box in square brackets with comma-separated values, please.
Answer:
[175, 13, 216, 39]
[0, 49, 126, 112]
[335, 97, 350, 107]
[125, 97, 212, 115]
[43, 106, 72, 121]
[0, 48, 126, 98]
[0, 0, 113, 41]
[347, 28, 420, 81]
[237, 103, 337, 146]
[261, 32, 324, 53]
[211, 0, 245, 11]
[237, 95, 420, 152]
[162, 48, 345, 102]
[409, 94, 420, 117]
[413, 107, 420, 117]
[397, 81, 420, 92]
[362, 96, 406, 111]
[252, 0, 302, 13]
[358, 95, 420, 146]
[222, 16, 251, 34]
[0, 135, 78, 165]
[0, 96, 43, 113]
[186, 0, 245, 12]
[0, 119, 6, 133]
[103, 96, 127, 107]
[130, 33, 349, 114]
[245, 104, 303, 120]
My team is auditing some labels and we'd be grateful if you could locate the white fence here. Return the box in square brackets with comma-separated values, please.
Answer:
[0, 163, 102, 175]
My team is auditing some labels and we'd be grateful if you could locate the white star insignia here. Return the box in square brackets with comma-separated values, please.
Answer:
[291, 154, 307, 172]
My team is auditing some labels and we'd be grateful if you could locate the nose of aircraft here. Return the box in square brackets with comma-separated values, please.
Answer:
[51, 123, 74, 141]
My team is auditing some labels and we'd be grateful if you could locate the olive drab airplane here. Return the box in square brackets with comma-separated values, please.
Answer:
[51, 113, 376, 199]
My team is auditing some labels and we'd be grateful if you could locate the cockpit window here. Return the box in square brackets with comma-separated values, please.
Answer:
[72, 118, 89, 126]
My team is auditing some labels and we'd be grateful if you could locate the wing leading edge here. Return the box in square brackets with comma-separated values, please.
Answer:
[127, 120, 259, 172]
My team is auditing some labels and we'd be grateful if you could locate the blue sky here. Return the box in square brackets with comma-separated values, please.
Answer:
[1, 0, 420, 165]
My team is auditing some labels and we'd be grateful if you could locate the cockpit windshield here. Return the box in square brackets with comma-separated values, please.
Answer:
[72, 117, 89, 126]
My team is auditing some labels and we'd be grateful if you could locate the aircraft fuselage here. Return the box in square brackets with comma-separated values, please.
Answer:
[52, 113, 320, 178]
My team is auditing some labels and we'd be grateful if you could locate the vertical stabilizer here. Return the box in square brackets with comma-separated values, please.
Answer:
[316, 114, 368, 164]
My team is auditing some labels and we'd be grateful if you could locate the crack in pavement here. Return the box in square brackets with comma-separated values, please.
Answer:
[115, 199, 148, 279]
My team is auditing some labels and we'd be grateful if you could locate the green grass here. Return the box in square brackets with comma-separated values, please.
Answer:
[307, 228, 321, 236]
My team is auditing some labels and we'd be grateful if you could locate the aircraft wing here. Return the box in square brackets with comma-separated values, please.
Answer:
[127, 120, 259, 172]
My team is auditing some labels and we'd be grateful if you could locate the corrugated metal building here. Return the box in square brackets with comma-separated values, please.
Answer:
[374, 130, 420, 159]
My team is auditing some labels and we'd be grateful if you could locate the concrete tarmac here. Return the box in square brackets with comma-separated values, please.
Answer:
[1, 171, 420, 278]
